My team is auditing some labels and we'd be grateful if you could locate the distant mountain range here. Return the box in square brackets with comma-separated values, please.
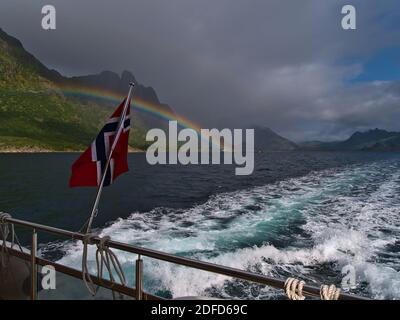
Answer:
[300, 129, 400, 152]
[253, 127, 299, 151]
[0, 28, 174, 151]
[250, 128, 400, 152]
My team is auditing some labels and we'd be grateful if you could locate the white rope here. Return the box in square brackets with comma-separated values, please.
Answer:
[0, 212, 11, 267]
[0, 212, 11, 223]
[82, 233, 97, 295]
[81, 233, 127, 299]
[320, 284, 341, 300]
[284, 277, 306, 300]
[0, 212, 25, 268]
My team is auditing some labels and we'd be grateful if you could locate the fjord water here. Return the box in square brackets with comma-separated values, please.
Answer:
[1, 152, 399, 299]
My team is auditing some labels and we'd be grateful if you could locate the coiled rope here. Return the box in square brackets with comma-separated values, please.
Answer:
[285, 277, 341, 300]
[82, 233, 127, 299]
[284, 277, 305, 300]
[320, 284, 341, 300]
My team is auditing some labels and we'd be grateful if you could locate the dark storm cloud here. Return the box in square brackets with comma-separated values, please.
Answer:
[0, 0, 399, 140]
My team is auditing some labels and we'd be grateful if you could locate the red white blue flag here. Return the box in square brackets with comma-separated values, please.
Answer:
[69, 99, 131, 187]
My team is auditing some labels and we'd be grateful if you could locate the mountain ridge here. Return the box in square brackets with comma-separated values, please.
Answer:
[0, 28, 175, 151]
[253, 126, 299, 151]
[300, 128, 400, 151]
[58, 69, 175, 130]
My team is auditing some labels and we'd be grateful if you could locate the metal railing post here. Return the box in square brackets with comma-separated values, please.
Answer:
[30, 228, 37, 300]
[135, 255, 143, 300]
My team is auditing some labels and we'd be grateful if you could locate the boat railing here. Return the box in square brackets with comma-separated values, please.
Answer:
[1, 215, 369, 300]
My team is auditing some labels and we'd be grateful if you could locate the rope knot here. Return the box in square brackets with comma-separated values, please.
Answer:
[284, 277, 306, 300]
[97, 235, 111, 249]
[0, 212, 11, 224]
[82, 232, 97, 245]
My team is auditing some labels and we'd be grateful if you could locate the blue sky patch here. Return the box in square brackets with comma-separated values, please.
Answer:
[352, 46, 400, 82]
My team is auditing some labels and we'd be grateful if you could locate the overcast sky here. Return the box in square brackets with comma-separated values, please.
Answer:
[1, 0, 399, 141]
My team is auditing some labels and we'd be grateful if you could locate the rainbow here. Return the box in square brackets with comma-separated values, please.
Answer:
[59, 84, 204, 133]
[58, 84, 228, 149]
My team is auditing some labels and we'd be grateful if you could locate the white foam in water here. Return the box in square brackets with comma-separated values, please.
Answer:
[55, 159, 400, 299]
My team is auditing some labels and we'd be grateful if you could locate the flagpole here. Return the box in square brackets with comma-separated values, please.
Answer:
[84, 82, 135, 234]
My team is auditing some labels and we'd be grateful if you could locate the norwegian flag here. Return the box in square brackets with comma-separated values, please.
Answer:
[69, 99, 131, 188]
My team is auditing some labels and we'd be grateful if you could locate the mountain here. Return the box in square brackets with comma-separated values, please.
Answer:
[341, 129, 400, 150]
[0, 29, 109, 151]
[253, 127, 298, 151]
[0, 28, 63, 87]
[58, 70, 175, 130]
[301, 129, 400, 151]
[359, 130, 400, 151]
[0, 28, 175, 151]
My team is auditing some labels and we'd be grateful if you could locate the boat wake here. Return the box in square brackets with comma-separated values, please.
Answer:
[53, 159, 400, 299]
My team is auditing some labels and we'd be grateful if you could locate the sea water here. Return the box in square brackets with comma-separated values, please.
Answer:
[1, 152, 399, 299]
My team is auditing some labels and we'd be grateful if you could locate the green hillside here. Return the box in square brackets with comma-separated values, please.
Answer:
[0, 28, 149, 152]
